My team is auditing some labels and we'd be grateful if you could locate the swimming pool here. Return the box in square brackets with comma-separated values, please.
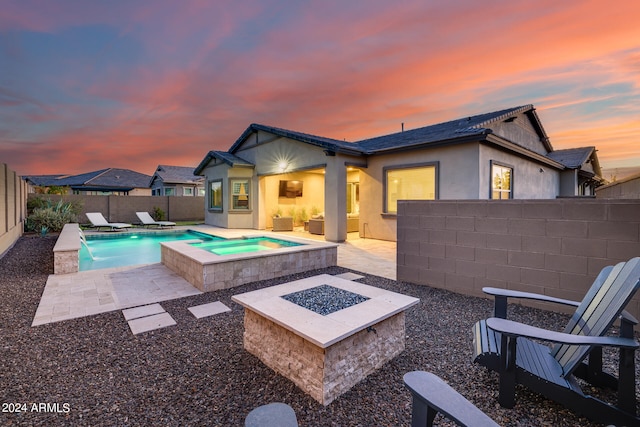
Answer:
[79, 230, 220, 271]
[189, 236, 302, 256]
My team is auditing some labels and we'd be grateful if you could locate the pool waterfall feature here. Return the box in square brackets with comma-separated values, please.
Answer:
[53, 224, 338, 292]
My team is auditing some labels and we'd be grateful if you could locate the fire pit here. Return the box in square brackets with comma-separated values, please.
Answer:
[231, 274, 419, 405]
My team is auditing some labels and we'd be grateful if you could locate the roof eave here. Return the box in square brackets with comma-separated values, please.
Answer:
[231, 124, 364, 157]
[364, 131, 489, 155]
[484, 134, 565, 169]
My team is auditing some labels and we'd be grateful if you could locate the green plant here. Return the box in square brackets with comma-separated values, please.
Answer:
[272, 207, 283, 218]
[287, 207, 297, 224]
[152, 206, 166, 221]
[26, 199, 80, 233]
[310, 206, 320, 217]
[298, 207, 308, 224]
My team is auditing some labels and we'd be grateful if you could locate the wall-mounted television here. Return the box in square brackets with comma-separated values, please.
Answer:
[279, 180, 303, 198]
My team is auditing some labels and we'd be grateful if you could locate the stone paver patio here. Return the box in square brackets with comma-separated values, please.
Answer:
[32, 226, 396, 326]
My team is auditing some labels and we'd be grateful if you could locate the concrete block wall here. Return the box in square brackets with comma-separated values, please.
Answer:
[27, 194, 205, 223]
[397, 199, 640, 319]
[1, 164, 28, 257]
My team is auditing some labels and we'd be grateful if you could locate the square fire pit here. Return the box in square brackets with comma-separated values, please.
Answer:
[231, 274, 419, 405]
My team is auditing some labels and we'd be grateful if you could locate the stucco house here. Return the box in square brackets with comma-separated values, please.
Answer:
[24, 168, 152, 196]
[194, 105, 603, 242]
[149, 165, 205, 196]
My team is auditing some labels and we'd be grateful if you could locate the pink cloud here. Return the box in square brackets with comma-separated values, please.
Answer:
[3, 1, 640, 175]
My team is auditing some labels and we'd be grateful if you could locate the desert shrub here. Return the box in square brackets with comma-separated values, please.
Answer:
[152, 206, 166, 221]
[26, 199, 80, 233]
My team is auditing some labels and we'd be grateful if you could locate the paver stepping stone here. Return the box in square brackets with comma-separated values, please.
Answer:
[127, 312, 176, 335]
[334, 272, 365, 281]
[122, 303, 165, 320]
[188, 301, 231, 319]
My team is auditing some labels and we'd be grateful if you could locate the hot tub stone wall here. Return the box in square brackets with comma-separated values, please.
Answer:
[162, 245, 337, 292]
[243, 308, 406, 405]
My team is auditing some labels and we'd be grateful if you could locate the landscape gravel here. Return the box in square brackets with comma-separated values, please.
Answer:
[1, 235, 638, 426]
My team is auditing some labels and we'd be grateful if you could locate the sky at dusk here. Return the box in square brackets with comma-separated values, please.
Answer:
[2, 0, 640, 179]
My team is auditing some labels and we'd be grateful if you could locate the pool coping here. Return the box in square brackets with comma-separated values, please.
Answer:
[161, 234, 338, 292]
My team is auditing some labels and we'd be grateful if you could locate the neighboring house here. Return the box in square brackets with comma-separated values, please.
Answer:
[194, 105, 604, 242]
[23, 168, 152, 196]
[596, 172, 640, 199]
[149, 165, 205, 196]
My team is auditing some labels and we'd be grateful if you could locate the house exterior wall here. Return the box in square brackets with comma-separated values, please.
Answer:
[490, 114, 548, 155]
[151, 182, 203, 196]
[396, 199, 640, 320]
[359, 143, 480, 241]
[262, 172, 325, 229]
[479, 144, 559, 199]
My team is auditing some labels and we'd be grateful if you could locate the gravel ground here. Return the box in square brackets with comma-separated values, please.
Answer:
[1, 235, 638, 426]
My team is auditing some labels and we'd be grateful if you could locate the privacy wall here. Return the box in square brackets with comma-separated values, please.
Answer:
[397, 199, 640, 319]
[27, 194, 205, 224]
[0, 164, 28, 257]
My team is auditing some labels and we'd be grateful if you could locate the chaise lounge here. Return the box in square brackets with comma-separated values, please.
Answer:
[136, 212, 176, 228]
[86, 212, 132, 231]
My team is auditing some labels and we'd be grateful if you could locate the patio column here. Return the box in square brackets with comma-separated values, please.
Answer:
[324, 158, 347, 242]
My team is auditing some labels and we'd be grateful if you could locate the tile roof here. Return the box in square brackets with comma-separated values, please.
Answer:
[229, 106, 539, 157]
[546, 147, 595, 169]
[23, 168, 151, 190]
[354, 105, 535, 153]
[153, 165, 204, 185]
[194, 151, 255, 175]
[230, 123, 362, 155]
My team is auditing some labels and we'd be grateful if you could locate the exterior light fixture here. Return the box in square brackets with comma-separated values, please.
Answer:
[278, 161, 288, 172]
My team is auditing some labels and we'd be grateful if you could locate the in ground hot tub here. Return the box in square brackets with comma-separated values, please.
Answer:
[160, 235, 337, 292]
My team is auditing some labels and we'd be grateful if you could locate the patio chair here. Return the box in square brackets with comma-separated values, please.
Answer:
[136, 211, 176, 228]
[403, 371, 499, 427]
[86, 212, 132, 231]
[472, 257, 640, 425]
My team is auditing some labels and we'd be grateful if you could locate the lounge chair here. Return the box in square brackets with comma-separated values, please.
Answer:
[404, 371, 499, 427]
[86, 212, 132, 231]
[472, 257, 640, 425]
[136, 212, 176, 228]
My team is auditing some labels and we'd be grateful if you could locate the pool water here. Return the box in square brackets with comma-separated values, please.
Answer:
[190, 236, 303, 256]
[80, 230, 220, 271]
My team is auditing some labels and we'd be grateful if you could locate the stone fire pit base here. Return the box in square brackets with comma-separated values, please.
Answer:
[232, 274, 419, 405]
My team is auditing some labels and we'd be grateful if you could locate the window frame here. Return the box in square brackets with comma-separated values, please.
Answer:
[230, 178, 251, 211]
[183, 187, 194, 196]
[208, 179, 223, 212]
[490, 160, 514, 200]
[382, 162, 439, 215]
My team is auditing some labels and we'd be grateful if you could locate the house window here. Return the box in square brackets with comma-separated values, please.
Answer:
[209, 180, 223, 211]
[491, 162, 513, 199]
[231, 179, 250, 210]
[384, 163, 437, 214]
[164, 187, 175, 196]
[183, 187, 194, 196]
[197, 187, 205, 197]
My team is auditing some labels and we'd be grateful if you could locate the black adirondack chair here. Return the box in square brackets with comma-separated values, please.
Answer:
[472, 257, 640, 425]
[404, 371, 499, 427]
